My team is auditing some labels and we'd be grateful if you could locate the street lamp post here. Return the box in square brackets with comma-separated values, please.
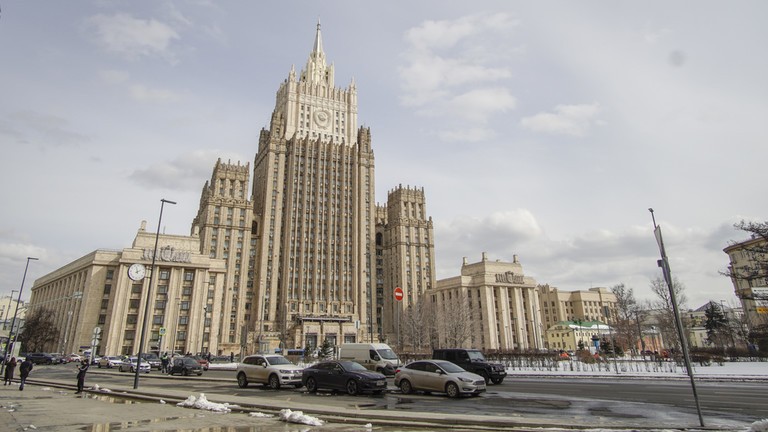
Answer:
[1, 257, 38, 375]
[134, 198, 175, 389]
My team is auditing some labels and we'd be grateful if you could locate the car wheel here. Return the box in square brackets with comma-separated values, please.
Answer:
[98, 364, 102, 368]
[268, 374, 281, 390]
[399, 379, 413, 395]
[346, 380, 359, 396]
[237, 372, 249, 388]
[446, 382, 460, 398]
[306, 377, 318, 393]
[479, 371, 490, 385]
[491, 377, 504, 385]
[182, 369, 189, 376]
[131, 367, 135, 373]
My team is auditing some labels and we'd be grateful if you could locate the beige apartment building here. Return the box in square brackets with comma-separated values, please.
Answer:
[433, 253, 543, 351]
[723, 236, 768, 334]
[545, 320, 611, 352]
[29, 223, 226, 356]
[538, 284, 617, 336]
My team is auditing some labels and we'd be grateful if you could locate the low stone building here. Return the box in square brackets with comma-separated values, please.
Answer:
[29, 222, 226, 357]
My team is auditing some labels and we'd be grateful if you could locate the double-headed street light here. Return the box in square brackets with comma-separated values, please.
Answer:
[134, 198, 176, 389]
[1, 257, 38, 375]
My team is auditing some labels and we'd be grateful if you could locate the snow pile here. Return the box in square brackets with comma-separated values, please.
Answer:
[278, 409, 323, 426]
[749, 419, 768, 432]
[249, 412, 273, 418]
[176, 393, 237, 413]
[91, 384, 112, 393]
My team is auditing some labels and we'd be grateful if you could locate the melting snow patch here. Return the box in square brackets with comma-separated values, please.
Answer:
[364, 424, 372, 429]
[159, 400, 166, 404]
[24, 425, 37, 430]
[40, 387, 52, 392]
[750, 419, 768, 432]
[249, 412, 273, 418]
[91, 384, 112, 393]
[279, 409, 323, 426]
[177, 393, 236, 413]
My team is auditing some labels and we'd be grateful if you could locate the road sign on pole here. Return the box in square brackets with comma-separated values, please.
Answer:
[394, 287, 404, 302]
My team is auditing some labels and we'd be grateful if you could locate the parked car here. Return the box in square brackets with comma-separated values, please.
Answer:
[236, 354, 303, 389]
[49, 353, 66, 364]
[26, 353, 55, 365]
[395, 359, 486, 398]
[67, 353, 82, 363]
[431, 348, 507, 384]
[302, 360, 387, 395]
[118, 356, 151, 373]
[141, 353, 162, 370]
[188, 355, 209, 371]
[168, 356, 203, 376]
[98, 356, 123, 368]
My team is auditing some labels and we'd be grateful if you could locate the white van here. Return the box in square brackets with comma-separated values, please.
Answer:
[338, 343, 401, 375]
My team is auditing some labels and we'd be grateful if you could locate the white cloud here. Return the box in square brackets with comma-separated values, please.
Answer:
[2, 111, 90, 147]
[85, 13, 180, 61]
[520, 103, 602, 137]
[399, 13, 519, 131]
[129, 150, 245, 190]
[438, 127, 496, 142]
[99, 69, 130, 85]
[129, 84, 181, 102]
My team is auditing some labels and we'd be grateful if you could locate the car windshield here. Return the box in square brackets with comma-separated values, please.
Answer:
[266, 356, 292, 365]
[340, 361, 367, 372]
[377, 349, 398, 360]
[436, 361, 465, 374]
[467, 351, 486, 361]
[183, 358, 199, 365]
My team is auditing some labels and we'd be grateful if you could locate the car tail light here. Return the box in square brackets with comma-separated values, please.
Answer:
[395, 368, 401, 374]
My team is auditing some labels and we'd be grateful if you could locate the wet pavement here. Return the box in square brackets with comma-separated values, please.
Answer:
[0, 374, 755, 432]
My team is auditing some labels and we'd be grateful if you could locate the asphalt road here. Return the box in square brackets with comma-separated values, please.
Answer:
[30, 363, 767, 427]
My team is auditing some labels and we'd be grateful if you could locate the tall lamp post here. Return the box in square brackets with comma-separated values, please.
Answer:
[1, 257, 38, 375]
[134, 198, 175, 389]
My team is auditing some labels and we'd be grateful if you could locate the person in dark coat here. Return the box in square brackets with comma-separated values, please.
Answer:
[3, 357, 17, 385]
[75, 359, 89, 394]
[18, 358, 33, 390]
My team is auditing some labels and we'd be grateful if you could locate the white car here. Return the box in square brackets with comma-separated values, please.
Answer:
[118, 356, 151, 373]
[236, 354, 303, 389]
[98, 356, 123, 368]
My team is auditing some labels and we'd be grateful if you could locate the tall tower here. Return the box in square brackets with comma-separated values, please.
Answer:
[191, 159, 253, 355]
[250, 22, 377, 352]
[377, 185, 435, 346]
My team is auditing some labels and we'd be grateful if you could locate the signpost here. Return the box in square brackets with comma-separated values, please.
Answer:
[394, 287, 404, 302]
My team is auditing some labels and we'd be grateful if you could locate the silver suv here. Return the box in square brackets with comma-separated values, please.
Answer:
[236, 354, 303, 390]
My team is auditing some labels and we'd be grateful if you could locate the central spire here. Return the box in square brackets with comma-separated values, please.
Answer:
[312, 19, 323, 56]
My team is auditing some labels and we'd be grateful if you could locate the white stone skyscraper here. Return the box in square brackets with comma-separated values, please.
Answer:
[249, 22, 377, 351]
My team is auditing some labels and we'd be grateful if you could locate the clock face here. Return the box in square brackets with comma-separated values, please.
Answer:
[128, 263, 146, 281]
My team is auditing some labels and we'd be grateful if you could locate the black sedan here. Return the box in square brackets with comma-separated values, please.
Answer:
[302, 360, 387, 395]
[167, 357, 203, 376]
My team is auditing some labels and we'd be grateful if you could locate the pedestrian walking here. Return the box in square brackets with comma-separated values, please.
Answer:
[19, 358, 33, 390]
[161, 352, 169, 373]
[75, 359, 89, 394]
[3, 357, 17, 385]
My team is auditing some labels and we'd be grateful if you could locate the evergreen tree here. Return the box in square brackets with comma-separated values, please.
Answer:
[317, 339, 334, 360]
[704, 302, 729, 350]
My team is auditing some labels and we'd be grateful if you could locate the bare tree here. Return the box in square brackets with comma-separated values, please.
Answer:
[16, 307, 59, 353]
[440, 296, 473, 348]
[649, 275, 688, 352]
[609, 283, 640, 353]
[401, 301, 435, 353]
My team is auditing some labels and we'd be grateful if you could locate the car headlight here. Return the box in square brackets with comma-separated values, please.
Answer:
[278, 369, 293, 374]
[458, 377, 474, 383]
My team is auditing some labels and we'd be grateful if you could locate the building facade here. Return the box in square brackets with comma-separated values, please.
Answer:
[376, 185, 436, 344]
[244, 23, 377, 353]
[544, 320, 611, 352]
[433, 253, 543, 351]
[29, 222, 226, 356]
[538, 284, 617, 337]
[723, 236, 768, 335]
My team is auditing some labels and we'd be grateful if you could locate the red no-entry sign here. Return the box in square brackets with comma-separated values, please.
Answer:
[394, 287, 404, 302]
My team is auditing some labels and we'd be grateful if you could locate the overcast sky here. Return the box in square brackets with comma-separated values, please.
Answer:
[1, 1, 766, 310]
